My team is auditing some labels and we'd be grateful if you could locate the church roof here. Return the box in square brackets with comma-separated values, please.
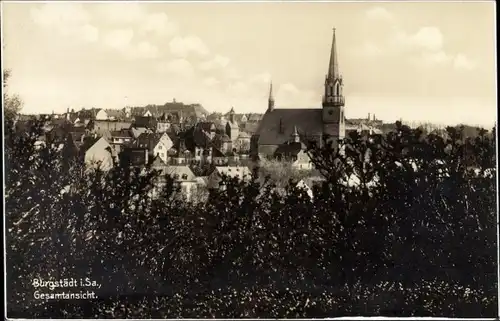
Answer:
[256, 108, 323, 145]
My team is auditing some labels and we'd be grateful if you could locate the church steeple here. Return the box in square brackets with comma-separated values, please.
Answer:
[322, 28, 346, 145]
[323, 27, 344, 107]
[267, 81, 275, 112]
[327, 28, 339, 80]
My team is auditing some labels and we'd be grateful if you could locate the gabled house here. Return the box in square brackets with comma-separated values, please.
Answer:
[130, 126, 152, 139]
[81, 136, 114, 171]
[155, 165, 198, 201]
[134, 132, 173, 164]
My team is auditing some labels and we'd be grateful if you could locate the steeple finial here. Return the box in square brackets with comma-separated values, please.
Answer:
[269, 82, 274, 101]
[327, 28, 339, 80]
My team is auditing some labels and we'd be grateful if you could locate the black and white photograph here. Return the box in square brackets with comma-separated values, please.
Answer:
[2, 1, 498, 318]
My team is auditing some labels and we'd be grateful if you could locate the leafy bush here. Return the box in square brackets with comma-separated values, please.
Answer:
[5, 119, 497, 318]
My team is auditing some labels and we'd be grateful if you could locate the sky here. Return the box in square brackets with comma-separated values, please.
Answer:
[2, 1, 497, 127]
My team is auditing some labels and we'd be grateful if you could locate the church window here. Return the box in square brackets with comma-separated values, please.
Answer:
[336, 83, 340, 96]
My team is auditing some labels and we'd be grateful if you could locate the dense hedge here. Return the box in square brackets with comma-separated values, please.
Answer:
[4, 118, 497, 318]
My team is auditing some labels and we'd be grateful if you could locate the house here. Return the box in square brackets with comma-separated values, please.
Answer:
[211, 147, 228, 165]
[156, 165, 198, 201]
[252, 29, 346, 158]
[130, 127, 152, 139]
[296, 176, 326, 199]
[86, 119, 132, 136]
[207, 166, 252, 190]
[134, 116, 158, 130]
[82, 136, 114, 171]
[170, 139, 191, 165]
[134, 132, 174, 164]
[183, 126, 214, 164]
[109, 129, 134, 154]
[236, 131, 252, 153]
[120, 146, 149, 166]
[156, 115, 171, 133]
[105, 109, 126, 121]
[273, 126, 313, 170]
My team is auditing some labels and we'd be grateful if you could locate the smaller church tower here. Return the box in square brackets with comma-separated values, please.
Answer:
[267, 82, 275, 113]
[322, 28, 346, 146]
[291, 125, 300, 143]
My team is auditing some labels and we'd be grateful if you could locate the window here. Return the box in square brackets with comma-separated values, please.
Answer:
[158, 145, 162, 149]
[197, 150, 201, 156]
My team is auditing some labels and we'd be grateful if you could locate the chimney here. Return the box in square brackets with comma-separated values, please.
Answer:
[67, 108, 70, 114]
[367, 113, 371, 121]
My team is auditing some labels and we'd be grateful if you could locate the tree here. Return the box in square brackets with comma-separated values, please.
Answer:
[5, 117, 497, 318]
[3, 69, 23, 121]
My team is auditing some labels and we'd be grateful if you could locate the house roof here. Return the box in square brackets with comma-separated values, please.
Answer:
[184, 126, 213, 150]
[256, 108, 323, 145]
[159, 166, 196, 181]
[134, 132, 165, 150]
[237, 131, 252, 139]
[196, 121, 216, 132]
[110, 129, 133, 138]
[105, 109, 125, 119]
[130, 127, 151, 138]
[213, 166, 251, 179]
[212, 148, 226, 158]
[150, 155, 167, 167]
[274, 141, 307, 157]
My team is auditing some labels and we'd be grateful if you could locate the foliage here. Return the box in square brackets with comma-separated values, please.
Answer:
[3, 69, 24, 120]
[5, 118, 497, 318]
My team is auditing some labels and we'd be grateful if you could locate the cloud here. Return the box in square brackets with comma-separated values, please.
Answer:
[158, 59, 195, 78]
[453, 54, 477, 70]
[30, 4, 99, 43]
[131, 41, 160, 59]
[409, 27, 444, 52]
[365, 7, 393, 21]
[276, 83, 318, 107]
[200, 55, 230, 71]
[103, 28, 134, 50]
[249, 72, 272, 85]
[75, 24, 99, 43]
[139, 12, 178, 37]
[421, 50, 452, 65]
[203, 77, 220, 87]
[225, 68, 242, 80]
[95, 3, 146, 24]
[227, 81, 249, 95]
[31, 3, 90, 27]
[169, 36, 210, 57]
[358, 42, 383, 57]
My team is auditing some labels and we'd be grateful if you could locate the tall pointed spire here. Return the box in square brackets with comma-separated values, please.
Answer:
[267, 81, 275, 112]
[327, 28, 339, 80]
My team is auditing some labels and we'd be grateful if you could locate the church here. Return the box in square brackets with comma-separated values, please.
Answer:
[251, 29, 346, 159]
